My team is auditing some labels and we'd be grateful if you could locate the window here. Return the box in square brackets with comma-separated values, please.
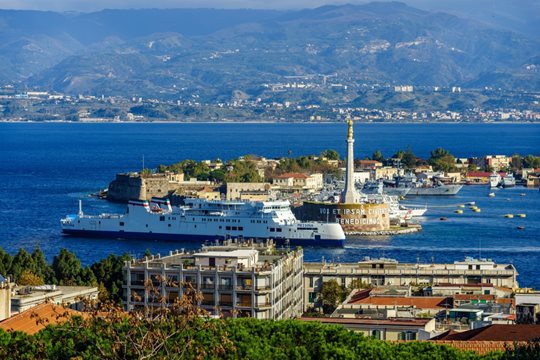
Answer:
[238, 227, 243, 231]
[276, 228, 282, 232]
[399, 331, 416, 341]
[160, 216, 165, 221]
[226, 226, 231, 231]
[308, 292, 317, 303]
[119, 222, 124, 226]
[371, 330, 381, 340]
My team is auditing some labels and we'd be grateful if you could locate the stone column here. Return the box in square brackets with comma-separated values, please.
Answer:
[342, 118, 356, 204]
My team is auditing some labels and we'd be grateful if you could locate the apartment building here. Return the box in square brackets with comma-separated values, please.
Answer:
[123, 242, 304, 320]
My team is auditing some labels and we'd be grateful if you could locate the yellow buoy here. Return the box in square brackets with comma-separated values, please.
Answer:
[517, 214, 526, 218]
[473, 208, 481, 212]
[458, 205, 465, 208]
[455, 210, 463, 214]
[504, 214, 514, 218]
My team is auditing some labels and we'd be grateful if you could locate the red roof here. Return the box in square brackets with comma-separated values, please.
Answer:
[453, 294, 496, 301]
[466, 171, 507, 178]
[274, 173, 309, 179]
[348, 294, 452, 309]
[432, 325, 540, 341]
[301, 317, 432, 327]
[0, 303, 87, 334]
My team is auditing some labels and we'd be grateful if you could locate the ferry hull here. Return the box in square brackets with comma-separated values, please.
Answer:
[62, 228, 346, 247]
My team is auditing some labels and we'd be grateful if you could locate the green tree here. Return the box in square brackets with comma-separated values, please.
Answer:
[372, 150, 385, 163]
[319, 280, 346, 314]
[31, 247, 55, 284]
[91, 253, 132, 304]
[10, 249, 36, 282]
[320, 149, 339, 161]
[429, 147, 457, 172]
[402, 147, 417, 169]
[0, 247, 13, 277]
[511, 154, 523, 171]
[52, 249, 83, 285]
[17, 270, 44, 286]
[140, 168, 153, 176]
[523, 154, 540, 169]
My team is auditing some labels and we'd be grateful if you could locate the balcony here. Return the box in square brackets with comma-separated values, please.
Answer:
[237, 301, 253, 307]
[236, 285, 253, 291]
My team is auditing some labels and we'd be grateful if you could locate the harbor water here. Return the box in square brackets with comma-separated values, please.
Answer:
[0, 122, 539, 287]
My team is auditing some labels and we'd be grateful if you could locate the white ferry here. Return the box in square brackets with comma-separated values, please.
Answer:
[61, 198, 346, 247]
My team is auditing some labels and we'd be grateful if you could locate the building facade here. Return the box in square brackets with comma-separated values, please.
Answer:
[303, 258, 518, 310]
[123, 243, 304, 320]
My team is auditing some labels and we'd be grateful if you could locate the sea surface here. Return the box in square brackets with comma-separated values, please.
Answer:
[0, 122, 539, 286]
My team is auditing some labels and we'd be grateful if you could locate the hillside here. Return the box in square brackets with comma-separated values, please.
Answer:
[0, 2, 538, 100]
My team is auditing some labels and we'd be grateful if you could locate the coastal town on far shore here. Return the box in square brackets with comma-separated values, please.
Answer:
[1, 83, 539, 123]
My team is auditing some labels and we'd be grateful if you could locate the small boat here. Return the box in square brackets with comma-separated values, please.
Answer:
[489, 172, 502, 188]
[504, 214, 514, 218]
[501, 174, 516, 188]
[454, 210, 463, 214]
[458, 204, 465, 208]
[488, 192, 495, 197]
[473, 208, 481, 213]
[467, 202, 476, 206]
[517, 226, 525, 230]
[520, 193, 526, 197]
[517, 214, 526, 218]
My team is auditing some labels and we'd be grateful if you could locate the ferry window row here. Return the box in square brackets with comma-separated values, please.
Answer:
[198, 218, 241, 223]
[269, 228, 283, 232]
[250, 220, 268, 224]
[225, 226, 244, 231]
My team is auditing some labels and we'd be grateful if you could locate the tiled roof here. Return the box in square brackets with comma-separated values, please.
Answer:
[0, 303, 87, 334]
[466, 172, 507, 177]
[348, 295, 452, 309]
[301, 317, 431, 327]
[274, 173, 309, 179]
[432, 325, 540, 341]
[454, 294, 496, 301]
[430, 340, 521, 355]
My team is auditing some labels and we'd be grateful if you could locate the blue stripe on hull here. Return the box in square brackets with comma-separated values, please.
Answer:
[62, 229, 345, 247]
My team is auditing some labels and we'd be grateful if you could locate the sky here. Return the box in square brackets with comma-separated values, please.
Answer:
[4, 0, 358, 11]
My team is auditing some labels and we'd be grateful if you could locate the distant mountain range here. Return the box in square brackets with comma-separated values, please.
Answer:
[0, 2, 538, 100]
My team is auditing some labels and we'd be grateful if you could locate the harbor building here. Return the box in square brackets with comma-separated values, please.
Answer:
[123, 242, 304, 320]
[294, 119, 390, 233]
[303, 257, 518, 310]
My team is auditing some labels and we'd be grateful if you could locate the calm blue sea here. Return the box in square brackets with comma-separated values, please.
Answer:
[0, 123, 539, 286]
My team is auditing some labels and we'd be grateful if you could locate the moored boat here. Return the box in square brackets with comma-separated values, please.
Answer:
[61, 197, 346, 247]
